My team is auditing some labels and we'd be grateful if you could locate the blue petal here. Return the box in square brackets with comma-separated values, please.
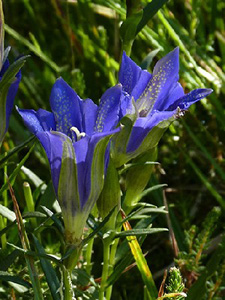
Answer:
[36, 131, 69, 195]
[167, 88, 213, 111]
[74, 128, 120, 208]
[127, 110, 176, 153]
[36, 109, 56, 131]
[5, 71, 21, 135]
[81, 98, 98, 135]
[119, 52, 142, 95]
[136, 48, 180, 115]
[17, 108, 55, 134]
[131, 70, 152, 101]
[50, 77, 83, 136]
[119, 92, 135, 119]
[18, 108, 45, 134]
[157, 82, 184, 111]
[94, 85, 122, 133]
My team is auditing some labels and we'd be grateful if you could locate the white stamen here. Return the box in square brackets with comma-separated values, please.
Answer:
[70, 126, 86, 141]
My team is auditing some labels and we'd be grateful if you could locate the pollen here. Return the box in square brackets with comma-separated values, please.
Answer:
[53, 90, 73, 134]
[94, 96, 114, 132]
[136, 58, 173, 116]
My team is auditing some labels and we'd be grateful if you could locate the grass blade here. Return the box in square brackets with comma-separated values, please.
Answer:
[121, 209, 158, 300]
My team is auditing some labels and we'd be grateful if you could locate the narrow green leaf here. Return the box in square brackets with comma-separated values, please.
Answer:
[41, 206, 64, 234]
[0, 212, 46, 238]
[0, 249, 21, 271]
[33, 236, 61, 300]
[73, 269, 97, 287]
[0, 271, 31, 288]
[0, 221, 15, 237]
[139, 184, 168, 199]
[0, 143, 36, 195]
[4, 24, 65, 73]
[121, 211, 158, 299]
[22, 211, 46, 219]
[0, 55, 28, 143]
[140, 49, 160, 70]
[115, 227, 168, 238]
[0, 136, 35, 167]
[0, 55, 28, 89]
[3, 46, 10, 65]
[7, 182, 44, 300]
[82, 206, 117, 246]
[136, 0, 169, 35]
[107, 217, 154, 286]
[37, 182, 57, 211]
[168, 207, 187, 252]
[120, 11, 143, 54]
[7, 242, 61, 266]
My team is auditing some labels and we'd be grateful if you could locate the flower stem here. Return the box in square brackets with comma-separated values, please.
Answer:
[0, 215, 6, 249]
[64, 244, 82, 273]
[99, 239, 111, 300]
[122, 40, 133, 57]
[105, 238, 119, 300]
[85, 237, 94, 275]
[23, 182, 37, 229]
[63, 266, 75, 300]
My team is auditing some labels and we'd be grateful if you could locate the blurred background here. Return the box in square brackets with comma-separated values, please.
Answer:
[1, 0, 225, 298]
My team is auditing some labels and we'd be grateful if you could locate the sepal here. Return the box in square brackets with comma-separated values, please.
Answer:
[111, 112, 138, 167]
[97, 158, 121, 220]
[57, 137, 82, 243]
[123, 147, 158, 213]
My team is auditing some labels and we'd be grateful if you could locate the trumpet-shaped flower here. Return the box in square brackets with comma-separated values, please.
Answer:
[18, 78, 121, 244]
[0, 57, 22, 145]
[112, 48, 213, 167]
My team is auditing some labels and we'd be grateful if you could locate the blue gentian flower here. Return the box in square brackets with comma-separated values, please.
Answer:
[18, 78, 121, 244]
[0, 58, 22, 145]
[112, 48, 213, 166]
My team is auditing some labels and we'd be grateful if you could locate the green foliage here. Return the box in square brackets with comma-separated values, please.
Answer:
[176, 207, 221, 281]
[166, 267, 185, 300]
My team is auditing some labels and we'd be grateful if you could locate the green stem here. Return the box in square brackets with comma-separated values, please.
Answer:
[85, 237, 94, 275]
[3, 152, 8, 208]
[0, 215, 6, 249]
[62, 244, 82, 299]
[8, 180, 43, 300]
[99, 239, 111, 300]
[63, 267, 75, 300]
[122, 39, 133, 57]
[23, 182, 37, 229]
[105, 238, 119, 300]
[25, 255, 44, 300]
[64, 244, 82, 273]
